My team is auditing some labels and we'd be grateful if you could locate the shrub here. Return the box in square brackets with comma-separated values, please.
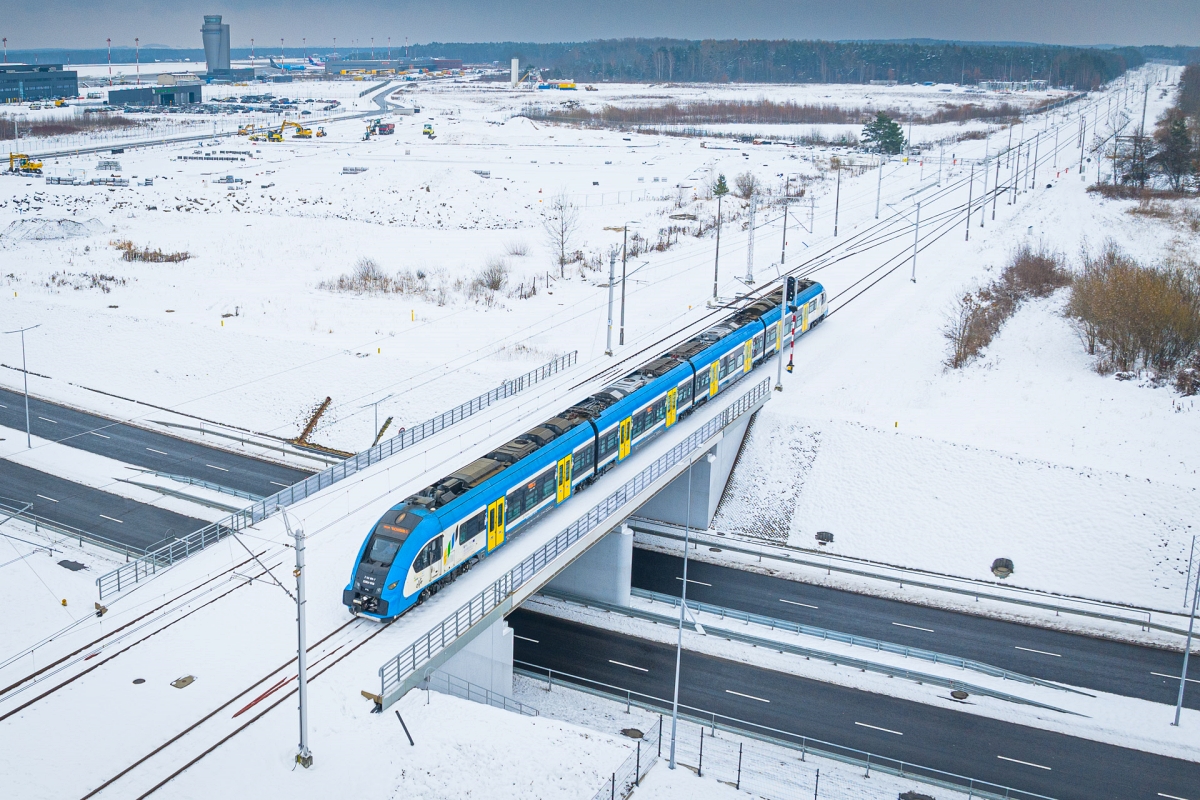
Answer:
[474, 258, 509, 292]
[111, 239, 192, 263]
[504, 240, 530, 257]
[1066, 241, 1200, 377]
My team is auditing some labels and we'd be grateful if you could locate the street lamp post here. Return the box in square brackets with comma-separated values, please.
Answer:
[605, 252, 616, 356]
[670, 451, 716, 769]
[4, 324, 39, 449]
[360, 393, 395, 445]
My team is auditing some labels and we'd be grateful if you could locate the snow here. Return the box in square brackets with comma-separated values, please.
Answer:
[1, 64, 1197, 798]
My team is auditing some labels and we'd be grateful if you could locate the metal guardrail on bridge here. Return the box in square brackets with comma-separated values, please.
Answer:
[95, 352, 578, 600]
[378, 378, 772, 706]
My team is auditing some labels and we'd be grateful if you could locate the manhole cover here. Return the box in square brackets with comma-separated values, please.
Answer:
[620, 728, 644, 739]
[132, 678, 145, 685]
[951, 690, 969, 700]
[171, 675, 196, 689]
[709, 547, 722, 553]
[57, 560, 87, 571]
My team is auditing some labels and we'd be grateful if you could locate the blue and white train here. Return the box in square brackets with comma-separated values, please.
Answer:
[344, 281, 827, 620]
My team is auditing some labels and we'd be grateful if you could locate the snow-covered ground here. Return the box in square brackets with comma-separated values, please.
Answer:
[1, 65, 1197, 798]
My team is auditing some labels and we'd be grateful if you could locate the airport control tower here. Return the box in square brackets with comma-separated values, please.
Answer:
[201, 15, 231, 72]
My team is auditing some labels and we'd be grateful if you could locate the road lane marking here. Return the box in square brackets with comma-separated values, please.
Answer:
[892, 622, 935, 633]
[1151, 672, 1200, 685]
[997, 755, 1051, 770]
[675, 577, 712, 587]
[146, 448, 169, 455]
[99, 514, 124, 524]
[87, 431, 110, 439]
[1158, 793, 1189, 799]
[854, 722, 903, 736]
[725, 689, 769, 703]
[0, 403, 7, 408]
[37, 416, 56, 423]
[270, 481, 290, 488]
[780, 599, 818, 609]
[513, 635, 539, 643]
[609, 660, 649, 673]
[1015, 646, 1061, 658]
[205, 464, 230, 472]
[36, 494, 58, 502]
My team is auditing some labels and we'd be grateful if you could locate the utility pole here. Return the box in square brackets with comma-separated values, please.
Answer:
[605, 253, 616, 356]
[780, 177, 790, 266]
[910, 201, 921, 283]
[251, 39, 255, 67]
[875, 154, 884, 219]
[107, 39, 112, 86]
[619, 226, 628, 345]
[4, 324, 39, 449]
[745, 196, 756, 284]
[2, 38, 6, 64]
[135, 37, 140, 85]
[712, 192, 724, 302]
[938, 140, 944, 186]
[1010, 144, 1020, 204]
[965, 162, 973, 241]
[833, 166, 842, 237]
[278, 511, 313, 768]
[980, 135, 990, 229]
[1030, 132, 1040, 189]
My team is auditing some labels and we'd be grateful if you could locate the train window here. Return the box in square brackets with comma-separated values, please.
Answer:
[631, 409, 647, 438]
[538, 468, 556, 501]
[506, 489, 525, 520]
[458, 510, 486, 545]
[752, 334, 763, 357]
[766, 325, 777, 348]
[599, 429, 618, 458]
[574, 444, 594, 473]
[653, 398, 666, 421]
[820, 292, 826, 305]
[678, 380, 693, 405]
[364, 535, 403, 567]
[413, 542, 429, 572]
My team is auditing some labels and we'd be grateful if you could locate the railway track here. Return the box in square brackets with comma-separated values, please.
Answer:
[0, 549, 287, 721]
[81, 616, 393, 799]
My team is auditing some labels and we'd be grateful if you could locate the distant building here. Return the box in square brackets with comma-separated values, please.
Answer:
[109, 81, 202, 106]
[0, 64, 79, 101]
[979, 80, 1049, 92]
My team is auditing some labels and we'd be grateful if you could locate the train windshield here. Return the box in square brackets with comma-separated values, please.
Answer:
[365, 535, 404, 567]
[363, 510, 420, 567]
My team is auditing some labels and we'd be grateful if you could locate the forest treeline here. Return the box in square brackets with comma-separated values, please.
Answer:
[426, 39, 1170, 89]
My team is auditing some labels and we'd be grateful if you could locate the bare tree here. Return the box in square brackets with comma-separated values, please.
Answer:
[541, 191, 581, 277]
[734, 171, 759, 200]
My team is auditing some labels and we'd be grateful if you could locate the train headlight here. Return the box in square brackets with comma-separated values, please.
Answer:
[387, 582, 398, 590]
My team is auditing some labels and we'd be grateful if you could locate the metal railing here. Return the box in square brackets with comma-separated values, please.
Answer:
[148, 471, 264, 502]
[516, 663, 1057, 800]
[631, 587, 1089, 696]
[422, 670, 539, 717]
[96, 352, 578, 599]
[631, 522, 1190, 637]
[378, 379, 772, 704]
[0, 498, 146, 561]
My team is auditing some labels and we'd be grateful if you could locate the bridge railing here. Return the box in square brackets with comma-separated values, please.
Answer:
[378, 378, 771, 705]
[96, 352, 578, 599]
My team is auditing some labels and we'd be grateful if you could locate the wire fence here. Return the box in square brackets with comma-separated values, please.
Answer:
[95, 351, 577, 599]
[378, 379, 772, 705]
[591, 715, 662, 800]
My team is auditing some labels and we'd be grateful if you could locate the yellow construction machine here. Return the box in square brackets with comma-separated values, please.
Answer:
[9, 153, 43, 175]
[282, 120, 313, 139]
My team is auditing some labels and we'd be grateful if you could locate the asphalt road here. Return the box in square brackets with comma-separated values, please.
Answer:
[0, 461, 208, 552]
[510, 610, 1200, 800]
[0, 387, 312, 498]
[633, 548, 1200, 711]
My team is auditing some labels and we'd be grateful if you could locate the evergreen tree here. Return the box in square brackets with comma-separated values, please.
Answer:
[713, 173, 730, 196]
[1152, 109, 1194, 191]
[861, 112, 905, 154]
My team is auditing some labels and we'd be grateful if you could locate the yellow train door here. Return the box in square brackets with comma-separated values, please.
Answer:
[486, 497, 506, 551]
[743, 340, 753, 373]
[801, 302, 810, 333]
[618, 418, 632, 460]
[665, 388, 678, 427]
[555, 455, 573, 503]
[709, 361, 719, 397]
[776, 320, 783, 353]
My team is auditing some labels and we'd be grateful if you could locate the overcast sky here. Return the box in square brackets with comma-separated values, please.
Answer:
[10, 0, 1199, 50]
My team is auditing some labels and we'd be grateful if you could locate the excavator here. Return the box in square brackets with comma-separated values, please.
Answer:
[282, 120, 314, 139]
[9, 153, 43, 175]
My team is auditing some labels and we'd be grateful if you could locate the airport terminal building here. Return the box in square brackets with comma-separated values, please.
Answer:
[0, 64, 79, 101]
